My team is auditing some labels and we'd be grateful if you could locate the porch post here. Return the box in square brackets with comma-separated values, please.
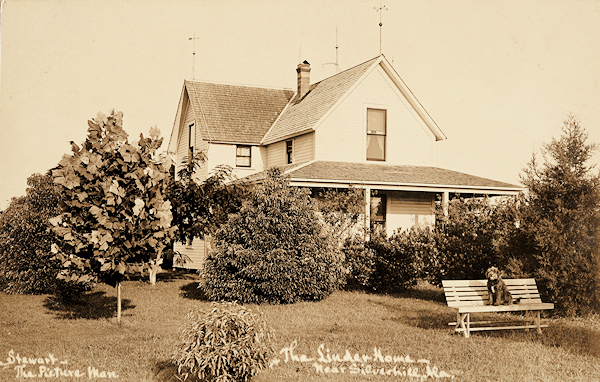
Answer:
[442, 191, 449, 216]
[364, 186, 371, 240]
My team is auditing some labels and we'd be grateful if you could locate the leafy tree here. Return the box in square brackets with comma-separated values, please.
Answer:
[314, 187, 365, 249]
[201, 168, 345, 304]
[50, 110, 176, 323]
[519, 116, 600, 315]
[167, 158, 249, 252]
[0, 173, 88, 296]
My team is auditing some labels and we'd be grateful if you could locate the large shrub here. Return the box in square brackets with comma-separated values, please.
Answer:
[201, 168, 345, 304]
[0, 173, 88, 296]
[428, 196, 520, 285]
[172, 302, 274, 382]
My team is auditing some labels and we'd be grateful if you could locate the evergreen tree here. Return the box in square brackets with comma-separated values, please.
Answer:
[520, 116, 600, 315]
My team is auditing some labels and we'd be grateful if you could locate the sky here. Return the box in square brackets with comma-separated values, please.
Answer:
[1, 0, 599, 210]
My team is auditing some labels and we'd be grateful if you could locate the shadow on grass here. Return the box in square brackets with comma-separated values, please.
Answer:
[473, 317, 600, 358]
[180, 281, 209, 301]
[153, 360, 181, 382]
[43, 291, 135, 320]
[157, 268, 201, 282]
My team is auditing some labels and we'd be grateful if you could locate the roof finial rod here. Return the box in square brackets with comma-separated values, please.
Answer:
[189, 33, 201, 80]
[322, 27, 340, 73]
[374, 1, 388, 55]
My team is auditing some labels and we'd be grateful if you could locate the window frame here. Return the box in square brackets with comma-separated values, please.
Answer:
[366, 108, 387, 161]
[236, 145, 252, 168]
[286, 139, 294, 164]
[188, 123, 196, 156]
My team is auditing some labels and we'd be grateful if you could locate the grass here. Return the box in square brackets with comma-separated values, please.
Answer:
[1, 271, 599, 382]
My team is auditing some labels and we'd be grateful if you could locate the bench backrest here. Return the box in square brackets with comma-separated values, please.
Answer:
[442, 278, 543, 307]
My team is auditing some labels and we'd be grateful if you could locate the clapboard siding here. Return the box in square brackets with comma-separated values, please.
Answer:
[385, 191, 435, 234]
[292, 133, 314, 164]
[265, 133, 314, 168]
[174, 238, 206, 270]
[176, 102, 208, 181]
[315, 66, 434, 166]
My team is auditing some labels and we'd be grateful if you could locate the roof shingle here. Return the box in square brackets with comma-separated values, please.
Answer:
[185, 81, 294, 144]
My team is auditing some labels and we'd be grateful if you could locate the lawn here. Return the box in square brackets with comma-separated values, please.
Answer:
[1, 270, 599, 381]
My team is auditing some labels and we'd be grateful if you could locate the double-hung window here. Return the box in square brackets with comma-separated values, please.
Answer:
[367, 108, 386, 161]
[188, 123, 196, 156]
[286, 139, 294, 164]
[236, 145, 251, 167]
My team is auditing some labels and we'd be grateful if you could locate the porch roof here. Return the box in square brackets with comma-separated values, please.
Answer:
[243, 161, 523, 195]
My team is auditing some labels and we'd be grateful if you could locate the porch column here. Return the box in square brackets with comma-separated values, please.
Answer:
[442, 191, 449, 216]
[364, 186, 371, 239]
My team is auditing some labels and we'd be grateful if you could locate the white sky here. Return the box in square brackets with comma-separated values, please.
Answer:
[1, 0, 599, 210]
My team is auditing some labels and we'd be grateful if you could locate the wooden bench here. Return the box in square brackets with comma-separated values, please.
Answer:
[442, 278, 554, 338]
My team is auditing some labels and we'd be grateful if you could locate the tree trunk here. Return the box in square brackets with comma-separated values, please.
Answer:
[149, 264, 160, 285]
[117, 282, 122, 325]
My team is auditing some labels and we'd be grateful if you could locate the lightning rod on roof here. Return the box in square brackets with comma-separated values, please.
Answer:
[322, 27, 340, 73]
[374, 1, 388, 55]
[189, 33, 201, 80]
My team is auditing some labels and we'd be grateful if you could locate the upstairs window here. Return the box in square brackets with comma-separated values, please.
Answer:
[286, 139, 294, 164]
[367, 108, 386, 161]
[188, 123, 196, 155]
[236, 145, 251, 167]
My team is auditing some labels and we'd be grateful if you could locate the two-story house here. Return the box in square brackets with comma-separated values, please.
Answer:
[167, 55, 522, 269]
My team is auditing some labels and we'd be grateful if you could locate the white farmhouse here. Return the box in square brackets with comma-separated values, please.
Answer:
[167, 55, 522, 269]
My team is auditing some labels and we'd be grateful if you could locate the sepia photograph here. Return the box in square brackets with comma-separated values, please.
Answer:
[1, 0, 599, 380]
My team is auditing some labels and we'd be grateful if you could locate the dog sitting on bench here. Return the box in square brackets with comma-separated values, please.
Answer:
[486, 267, 519, 305]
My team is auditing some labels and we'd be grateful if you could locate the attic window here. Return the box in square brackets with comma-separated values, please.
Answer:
[236, 145, 251, 167]
[286, 139, 294, 164]
[188, 123, 196, 155]
[367, 109, 386, 161]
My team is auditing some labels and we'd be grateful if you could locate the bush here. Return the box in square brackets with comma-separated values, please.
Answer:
[0, 173, 89, 296]
[172, 302, 274, 382]
[342, 234, 376, 289]
[366, 229, 430, 292]
[201, 168, 345, 304]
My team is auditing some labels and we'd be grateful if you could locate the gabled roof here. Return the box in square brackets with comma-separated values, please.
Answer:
[261, 57, 379, 144]
[261, 55, 446, 145]
[243, 161, 523, 195]
[184, 81, 294, 144]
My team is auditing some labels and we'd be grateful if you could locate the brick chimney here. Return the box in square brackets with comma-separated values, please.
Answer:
[296, 60, 311, 100]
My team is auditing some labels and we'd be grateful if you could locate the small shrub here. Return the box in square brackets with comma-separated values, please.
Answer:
[172, 302, 274, 382]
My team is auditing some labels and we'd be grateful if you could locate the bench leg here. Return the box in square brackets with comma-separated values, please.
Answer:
[535, 311, 542, 334]
[457, 312, 470, 338]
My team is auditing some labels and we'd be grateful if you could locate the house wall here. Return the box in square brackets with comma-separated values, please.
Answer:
[205, 143, 265, 179]
[174, 237, 206, 270]
[315, 66, 435, 166]
[384, 191, 435, 235]
[175, 100, 208, 181]
[265, 132, 314, 168]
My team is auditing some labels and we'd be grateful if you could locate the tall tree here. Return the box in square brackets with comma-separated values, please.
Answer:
[520, 115, 600, 315]
[50, 110, 176, 323]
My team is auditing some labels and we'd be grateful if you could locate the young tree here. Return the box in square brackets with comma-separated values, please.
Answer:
[50, 110, 176, 323]
[520, 116, 600, 315]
